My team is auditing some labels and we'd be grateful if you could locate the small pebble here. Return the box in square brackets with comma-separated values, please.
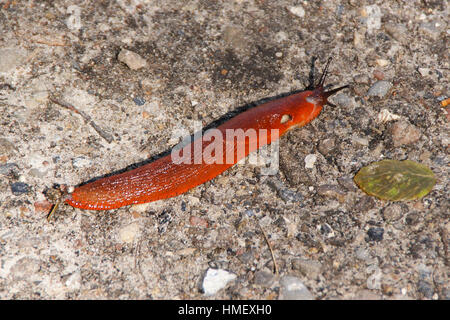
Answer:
[331, 93, 352, 106]
[352, 136, 369, 146]
[133, 96, 146, 106]
[189, 216, 209, 228]
[34, 200, 53, 214]
[65, 271, 82, 291]
[319, 223, 335, 238]
[385, 23, 408, 43]
[142, 110, 150, 119]
[119, 223, 140, 243]
[355, 247, 371, 261]
[177, 247, 196, 256]
[0, 138, 18, 157]
[316, 184, 346, 202]
[337, 176, 357, 191]
[353, 31, 364, 48]
[381, 283, 394, 296]
[304, 154, 317, 169]
[244, 209, 254, 217]
[419, 21, 441, 40]
[367, 269, 382, 290]
[367, 80, 392, 97]
[382, 204, 403, 221]
[375, 59, 389, 67]
[417, 265, 435, 298]
[292, 258, 322, 279]
[366, 227, 384, 242]
[28, 168, 47, 178]
[418, 264, 432, 281]
[278, 188, 303, 203]
[377, 108, 401, 124]
[362, 4, 382, 34]
[390, 121, 421, 147]
[237, 249, 255, 265]
[267, 178, 303, 203]
[417, 280, 434, 299]
[405, 212, 420, 226]
[318, 138, 335, 155]
[253, 270, 275, 287]
[131, 202, 151, 213]
[66, 5, 82, 32]
[418, 68, 431, 77]
[275, 31, 288, 43]
[202, 268, 237, 296]
[0, 163, 18, 175]
[279, 276, 314, 300]
[11, 182, 30, 195]
[118, 49, 148, 70]
[354, 196, 376, 212]
[289, 6, 305, 18]
[373, 69, 384, 80]
[72, 157, 92, 169]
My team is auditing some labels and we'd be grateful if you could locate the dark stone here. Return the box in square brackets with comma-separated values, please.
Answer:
[366, 227, 384, 242]
[133, 96, 146, 106]
[417, 280, 434, 299]
[11, 182, 30, 195]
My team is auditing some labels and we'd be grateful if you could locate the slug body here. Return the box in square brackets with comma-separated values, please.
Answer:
[65, 60, 347, 210]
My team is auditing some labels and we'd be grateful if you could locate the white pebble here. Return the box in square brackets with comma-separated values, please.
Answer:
[367, 80, 392, 97]
[352, 136, 369, 146]
[275, 31, 288, 42]
[289, 6, 305, 18]
[363, 5, 382, 34]
[65, 271, 81, 291]
[72, 157, 92, 169]
[66, 5, 82, 32]
[131, 202, 151, 213]
[118, 49, 148, 70]
[418, 68, 431, 77]
[202, 268, 236, 296]
[377, 108, 401, 124]
[119, 223, 140, 243]
[376, 59, 389, 67]
[279, 276, 314, 300]
[367, 269, 382, 290]
[304, 154, 317, 169]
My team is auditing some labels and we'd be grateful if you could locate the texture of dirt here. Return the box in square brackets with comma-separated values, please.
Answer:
[0, 0, 448, 299]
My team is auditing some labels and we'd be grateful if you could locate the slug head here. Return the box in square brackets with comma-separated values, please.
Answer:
[306, 57, 349, 107]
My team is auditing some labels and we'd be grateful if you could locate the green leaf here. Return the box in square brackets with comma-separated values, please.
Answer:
[354, 160, 436, 201]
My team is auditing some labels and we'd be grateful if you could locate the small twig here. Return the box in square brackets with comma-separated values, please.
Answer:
[29, 36, 67, 47]
[135, 235, 151, 292]
[49, 97, 114, 143]
[439, 227, 449, 267]
[46, 201, 60, 222]
[254, 216, 279, 275]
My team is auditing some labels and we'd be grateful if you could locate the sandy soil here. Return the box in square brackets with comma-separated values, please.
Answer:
[0, 0, 448, 299]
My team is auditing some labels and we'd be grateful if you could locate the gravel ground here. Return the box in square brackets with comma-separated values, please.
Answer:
[0, 0, 448, 300]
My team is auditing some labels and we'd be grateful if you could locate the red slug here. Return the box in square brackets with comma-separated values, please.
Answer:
[65, 58, 348, 210]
